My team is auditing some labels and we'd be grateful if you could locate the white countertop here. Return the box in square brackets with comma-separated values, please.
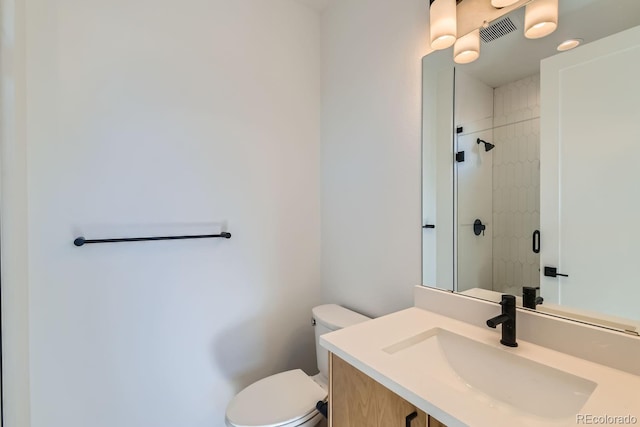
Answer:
[320, 307, 640, 427]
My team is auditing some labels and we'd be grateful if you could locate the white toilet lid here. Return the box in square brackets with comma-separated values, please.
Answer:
[226, 369, 327, 427]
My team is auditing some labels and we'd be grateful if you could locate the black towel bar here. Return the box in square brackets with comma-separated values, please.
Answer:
[74, 232, 231, 247]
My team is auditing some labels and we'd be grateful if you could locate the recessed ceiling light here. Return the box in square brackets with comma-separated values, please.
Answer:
[557, 38, 583, 51]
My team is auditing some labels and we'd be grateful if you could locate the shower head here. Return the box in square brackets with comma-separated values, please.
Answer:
[477, 138, 495, 152]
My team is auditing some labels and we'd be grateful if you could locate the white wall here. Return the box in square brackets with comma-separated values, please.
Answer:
[320, 0, 429, 317]
[8, 1, 322, 426]
[1, 0, 30, 426]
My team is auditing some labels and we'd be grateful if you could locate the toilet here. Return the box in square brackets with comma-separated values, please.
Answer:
[225, 304, 370, 427]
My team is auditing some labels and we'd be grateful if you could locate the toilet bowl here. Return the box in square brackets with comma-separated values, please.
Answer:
[225, 304, 370, 427]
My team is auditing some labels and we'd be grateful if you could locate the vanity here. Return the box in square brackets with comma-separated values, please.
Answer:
[320, 1, 640, 425]
[321, 287, 640, 427]
[329, 354, 435, 427]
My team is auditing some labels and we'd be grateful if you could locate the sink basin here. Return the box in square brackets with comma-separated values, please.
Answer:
[383, 328, 597, 420]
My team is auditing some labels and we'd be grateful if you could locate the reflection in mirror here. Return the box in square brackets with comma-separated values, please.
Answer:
[422, 0, 640, 333]
[453, 66, 540, 298]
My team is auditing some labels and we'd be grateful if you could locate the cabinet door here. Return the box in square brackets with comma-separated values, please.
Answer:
[329, 353, 430, 427]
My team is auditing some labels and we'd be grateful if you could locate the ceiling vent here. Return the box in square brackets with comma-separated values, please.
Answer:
[480, 17, 517, 43]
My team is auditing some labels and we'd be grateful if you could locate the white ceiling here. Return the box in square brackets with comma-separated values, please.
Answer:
[458, 0, 640, 87]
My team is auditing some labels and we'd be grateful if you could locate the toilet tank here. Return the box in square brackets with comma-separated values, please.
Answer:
[312, 304, 370, 379]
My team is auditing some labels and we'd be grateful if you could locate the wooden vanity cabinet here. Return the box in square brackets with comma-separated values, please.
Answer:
[328, 353, 446, 427]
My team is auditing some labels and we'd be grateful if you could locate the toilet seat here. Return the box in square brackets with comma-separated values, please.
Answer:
[225, 369, 327, 427]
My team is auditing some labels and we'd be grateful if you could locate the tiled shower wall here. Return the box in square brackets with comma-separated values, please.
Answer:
[492, 74, 540, 295]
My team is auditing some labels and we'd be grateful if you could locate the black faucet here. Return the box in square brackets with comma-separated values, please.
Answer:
[523, 286, 544, 309]
[486, 294, 518, 347]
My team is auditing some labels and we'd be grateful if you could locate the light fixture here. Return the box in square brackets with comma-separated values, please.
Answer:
[491, 0, 520, 8]
[557, 38, 582, 51]
[429, 0, 457, 50]
[454, 29, 480, 64]
[524, 0, 558, 39]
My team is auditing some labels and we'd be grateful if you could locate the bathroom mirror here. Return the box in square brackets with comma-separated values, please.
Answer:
[422, 0, 640, 333]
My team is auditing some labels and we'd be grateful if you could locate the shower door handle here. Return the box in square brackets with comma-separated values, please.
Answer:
[532, 230, 540, 253]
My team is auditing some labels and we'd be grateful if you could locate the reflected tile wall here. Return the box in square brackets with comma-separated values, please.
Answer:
[492, 74, 540, 294]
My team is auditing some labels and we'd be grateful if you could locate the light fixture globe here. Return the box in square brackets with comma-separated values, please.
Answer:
[430, 0, 457, 50]
[491, 0, 520, 8]
[454, 29, 480, 64]
[524, 0, 558, 39]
